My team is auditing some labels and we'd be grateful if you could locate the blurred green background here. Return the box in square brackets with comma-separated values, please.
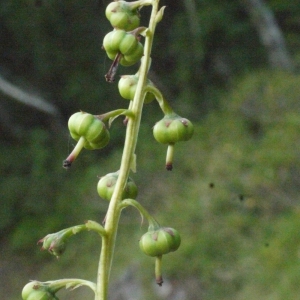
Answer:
[1, 0, 300, 299]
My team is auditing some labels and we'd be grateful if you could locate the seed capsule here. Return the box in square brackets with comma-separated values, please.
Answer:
[139, 227, 181, 257]
[153, 114, 194, 145]
[68, 112, 110, 150]
[97, 171, 138, 201]
[105, 1, 140, 31]
[118, 75, 155, 103]
[103, 29, 143, 66]
[22, 282, 58, 300]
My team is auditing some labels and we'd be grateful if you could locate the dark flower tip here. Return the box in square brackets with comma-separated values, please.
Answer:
[63, 160, 72, 169]
[166, 163, 173, 171]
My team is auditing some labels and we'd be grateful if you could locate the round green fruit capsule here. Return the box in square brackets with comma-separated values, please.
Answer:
[153, 114, 194, 144]
[119, 34, 139, 55]
[103, 30, 126, 54]
[103, 29, 143, 66]
[122, 42, 143, 65]
[105, 1, 140, 31]
[118, 75, 155, 103]
[22, 282, 58, 300]
[97, 172, 138, 201]
[139, 227, 181, 257]
[68, 112, 110, 150]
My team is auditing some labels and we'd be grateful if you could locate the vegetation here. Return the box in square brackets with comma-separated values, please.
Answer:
[0, 0, 300, 299]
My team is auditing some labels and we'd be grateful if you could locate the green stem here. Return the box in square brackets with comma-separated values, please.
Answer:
[96, 109, 134, 123]
[46, 278, 96, 293]
[85, 220, 107, 237]
[129, 0, 153, 10]
[120, 199, 160, 230]
[38, 223, 105, 258]
[144, 85, 174, 115]
[66, 224, 87, 236]
[95, 1, 161, 299]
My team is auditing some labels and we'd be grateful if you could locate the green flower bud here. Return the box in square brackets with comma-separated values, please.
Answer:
[121, 43, 143, 66]
[105, 1, 140, 31]
[22, 282, 58, 300]
[103, 30, 126, 54]
[139, 227, 181, 257]
[118, 75, 155, 103]
[38, 230, 70, 257]
[97, 171, 138, 201]
[153, 114, 194, 144]
[119, 33, 138, 55]
[68, 112, 110, 150]
[103, 29, 143, 66]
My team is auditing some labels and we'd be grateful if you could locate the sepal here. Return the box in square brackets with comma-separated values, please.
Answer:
[155, 6, 166, 24]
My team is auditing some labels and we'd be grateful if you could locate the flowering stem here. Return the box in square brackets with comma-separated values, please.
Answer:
[95, 1, 161, 299]
[120, 198, 160, 230]
[85, 220, 107, 237]
[144, 85, 174, 115]
[96, 109, 134, 123]
[46, 278, 96, 293]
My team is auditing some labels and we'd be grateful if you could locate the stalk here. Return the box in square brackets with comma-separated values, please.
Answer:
[94, 1, 160, 299]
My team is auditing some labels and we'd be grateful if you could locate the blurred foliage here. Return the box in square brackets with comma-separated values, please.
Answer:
[1, 0, 300, 299]
[0, 0, 299, 123]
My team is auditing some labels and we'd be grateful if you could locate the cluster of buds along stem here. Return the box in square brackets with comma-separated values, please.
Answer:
[101, 0, 192, 284]
[23, 0, 194, 298]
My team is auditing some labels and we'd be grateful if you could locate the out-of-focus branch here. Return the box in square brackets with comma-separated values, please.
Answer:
[242, 0, 294, 71]
[0, 75, 59, 116]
